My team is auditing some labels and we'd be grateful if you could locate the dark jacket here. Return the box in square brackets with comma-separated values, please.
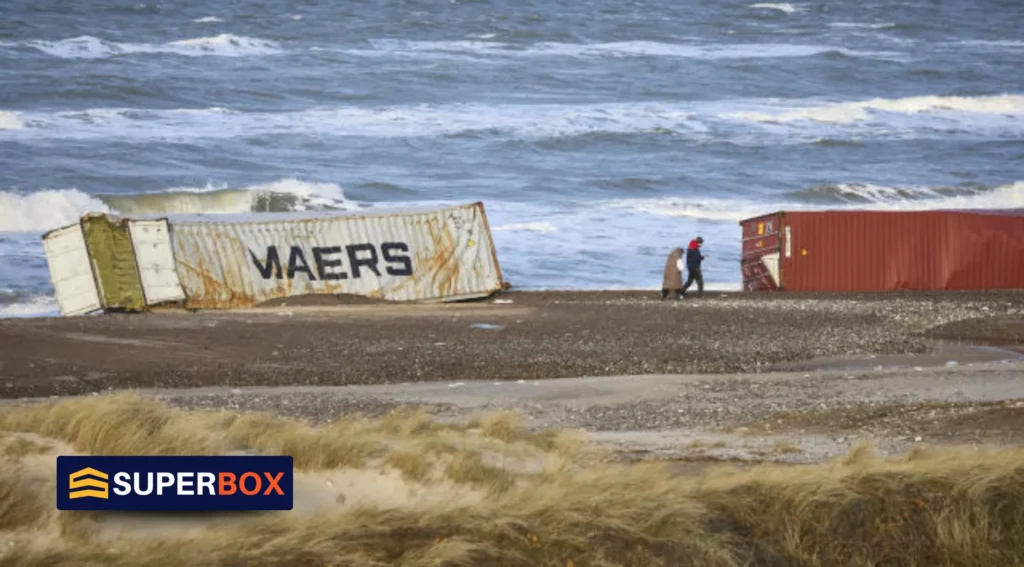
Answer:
[686, 239, 704, 271]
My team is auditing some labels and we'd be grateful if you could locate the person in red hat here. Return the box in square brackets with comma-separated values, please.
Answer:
[681, 236, 706, 298]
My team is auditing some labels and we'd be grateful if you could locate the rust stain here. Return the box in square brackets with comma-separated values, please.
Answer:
[423, 215, 462, 297]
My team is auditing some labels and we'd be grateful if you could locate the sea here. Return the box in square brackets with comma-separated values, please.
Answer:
[1, 0, 1023, 317]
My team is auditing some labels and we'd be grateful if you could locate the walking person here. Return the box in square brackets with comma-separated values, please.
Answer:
[681, 236, 706, 298]
[661, 246, 684, 300]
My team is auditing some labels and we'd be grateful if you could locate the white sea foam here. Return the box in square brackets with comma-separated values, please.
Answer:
[0, 111, 24, 131]
[0, 103, 699, 141]
[734, 94, 1024, 124]
[25, 34, 281, 59]
[491, 222, 558, 233]
[829, 22, 897, 29]
[601, 197, 774, 223]
[956, 39, 1024, 48]
[8, 94, 1020, 144]
[193, 16, 223, 23]
[348, 39, 892, 60]
[750, 3, 799, 13]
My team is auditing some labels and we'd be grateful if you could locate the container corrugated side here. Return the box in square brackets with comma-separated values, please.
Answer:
[166, 201, 505, 309]
[778, 210, 1024, 291]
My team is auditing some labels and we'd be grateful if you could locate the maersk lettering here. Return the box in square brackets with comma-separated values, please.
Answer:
[286, 246, 316, 280]
[312, 246, 346, 280]
[250, 246, 283, 279]
[249, 243, 412, 280]
[382, 242, 413, 276]
[346, 243, 381, 278]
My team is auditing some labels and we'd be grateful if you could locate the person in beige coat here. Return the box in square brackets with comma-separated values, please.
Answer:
[661, 247, 685, 300]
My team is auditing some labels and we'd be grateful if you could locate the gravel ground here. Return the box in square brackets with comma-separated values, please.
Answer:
[92, 356, 1024, 463]
[2, 290, 1022, 399]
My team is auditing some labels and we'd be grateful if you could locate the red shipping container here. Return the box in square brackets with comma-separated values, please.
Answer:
[739, 209, 1024, 292]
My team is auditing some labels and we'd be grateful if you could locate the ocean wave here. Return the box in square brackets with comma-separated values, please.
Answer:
[733, 94, 1024, 124]
[828, 22, 897, 29]
[0, 111, 24, 131]
[603, 181, 1024, 222]
[0, 103, 700, 141]
[789, 182, 990, 204]
[346, 39, 895, 61]
[750, 3, 799, 14]
[0, 178, 355, 233]
[600, 197, 772, 222]
[9, 95, 1019, 144]
[193, 16, 224, 23]
[0, 294, 59, 318]
[0, 188, 111, 233]
[22, 34, 281, 59]
[955, 39, 1024, 48]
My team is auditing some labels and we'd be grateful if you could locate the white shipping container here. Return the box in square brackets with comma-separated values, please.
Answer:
[41, 223, 102, 316]
[166, 202, 505, 309]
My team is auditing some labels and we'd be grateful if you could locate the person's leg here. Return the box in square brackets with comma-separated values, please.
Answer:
[681, 273, 695, 296]
[696, 268, 704, 297]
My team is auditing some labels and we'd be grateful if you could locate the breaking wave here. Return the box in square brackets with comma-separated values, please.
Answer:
[0, 294, 59, 318]
[606, 180, 1024, 222]
[789, 183, 990, 204]
[0, 179, 355, 233]
[733, 94, 1024, 124]
[21, 34, 280, 59]
[0, 188, 111, 233]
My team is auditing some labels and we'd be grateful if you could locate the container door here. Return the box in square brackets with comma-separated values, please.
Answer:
[41, 223, 103, 316]
[740, 213, 783, 291]
[128, 219, 186, 305]
[81, 214, 147, 312]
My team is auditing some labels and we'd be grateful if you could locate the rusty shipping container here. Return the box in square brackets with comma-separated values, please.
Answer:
[740, 209, 1024, 292]
[166, 201, 505, 309]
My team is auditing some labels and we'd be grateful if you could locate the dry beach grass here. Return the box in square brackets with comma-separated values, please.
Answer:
[2, 395, 1024, 566]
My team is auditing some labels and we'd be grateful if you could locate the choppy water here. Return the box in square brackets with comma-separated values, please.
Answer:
[2, 0, 1023, 317]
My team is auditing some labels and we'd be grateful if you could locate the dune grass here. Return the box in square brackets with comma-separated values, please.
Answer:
[2, 394, 1024, 566]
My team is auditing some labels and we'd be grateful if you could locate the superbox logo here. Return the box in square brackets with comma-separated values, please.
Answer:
[56, 456, 293, 511]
